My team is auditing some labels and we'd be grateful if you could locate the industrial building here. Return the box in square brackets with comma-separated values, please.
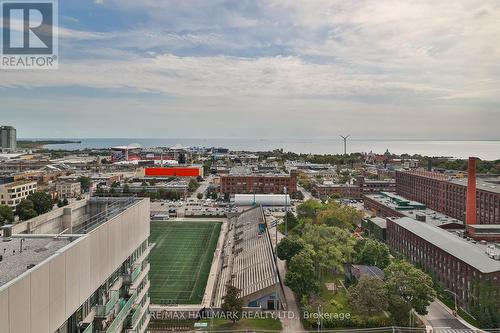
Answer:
[395, 165, 500, 224]
[144, 166, 203, 178]
[354, 176, 396, 194]
[386, 216, 500, 311]
[364, 192, 464, 229]
[220, 169, 298, 195]
[385, 158, 500, 315]
[0, 197, 151, 333]
[313, 182, 362, 199]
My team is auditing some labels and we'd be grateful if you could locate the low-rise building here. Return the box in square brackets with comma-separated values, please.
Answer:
[364, 192, 464, 229]
[355, 176, 396, 194]
[220, 169, 298, 195]
[55, 181, 81, 199]
[0, 180, 37, 208]
[312, 182, 362, 199]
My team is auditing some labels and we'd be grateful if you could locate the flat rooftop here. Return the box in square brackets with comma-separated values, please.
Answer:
[449, 177, 500, 194]
[1, 197, 142, 287]
[390, 217, 500, 273]
[0, 236, 73, 287]
[366, 193, 463, 228]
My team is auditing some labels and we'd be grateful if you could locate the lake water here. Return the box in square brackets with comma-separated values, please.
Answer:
[29, 138, 500, 160]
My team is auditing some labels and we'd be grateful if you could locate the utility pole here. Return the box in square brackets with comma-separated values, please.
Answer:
[340, 135, 350, 155]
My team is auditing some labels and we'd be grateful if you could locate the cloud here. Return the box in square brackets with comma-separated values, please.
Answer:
[1, 0, 500, 140]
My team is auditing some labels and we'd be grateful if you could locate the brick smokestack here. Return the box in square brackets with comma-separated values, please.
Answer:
[466, 157, 478, 225]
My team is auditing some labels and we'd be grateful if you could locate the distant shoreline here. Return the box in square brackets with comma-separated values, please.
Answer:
[17, 140, 82, 149]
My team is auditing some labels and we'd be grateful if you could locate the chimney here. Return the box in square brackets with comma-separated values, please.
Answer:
[427, 158, 432, 172]
[466, 157, 478, 225]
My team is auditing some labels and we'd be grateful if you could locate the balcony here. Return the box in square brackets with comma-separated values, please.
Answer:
[130, 263, 150, 292]
[96, 290, 119, 317]
[131, 265, 141, 284]
[82, 323, 93, 333]
[103, 290, 137, 333]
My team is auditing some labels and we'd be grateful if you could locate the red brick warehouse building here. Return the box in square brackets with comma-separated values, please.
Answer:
[220, 170, 298, 195]
[396, 170, 500, 224]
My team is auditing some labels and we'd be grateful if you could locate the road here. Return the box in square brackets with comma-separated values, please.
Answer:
[190, 175, 213, 199]
[297, 184, 315, 201]
[424, 300, 469, 330]
[268, 226, 306, 333]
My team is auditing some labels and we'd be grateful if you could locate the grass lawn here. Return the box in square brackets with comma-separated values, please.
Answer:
[149, 221, 221, 304]
[211, 318, 282, 332]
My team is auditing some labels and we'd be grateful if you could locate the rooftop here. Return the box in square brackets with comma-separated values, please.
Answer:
[0, 236, 74, 287]
[389, 217, 500, 273]
[449, 177, 500, 194]
[366, 192, 463, 228]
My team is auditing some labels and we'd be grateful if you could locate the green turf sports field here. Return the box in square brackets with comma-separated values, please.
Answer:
[149, 221, 222, 305]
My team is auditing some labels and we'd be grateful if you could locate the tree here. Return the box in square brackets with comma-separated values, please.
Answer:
[16, 199, 38, 221]
[62, 198, 69, 206]
[188, 179, 199, 192]
[123, 184, 131, 194]
[196, 192, 203, 200]
[277, 236, 304, 261]
[78, 176, 91, 192]
[358, 239, 391, 269]
[27, 192, 53, 215]
[221, 284, 243, 323]
[385, 261, 436, 325]
[348, 277, 388, 315]
[301, 223, 356, 278]
[0, 205, 14, 225]
[285, 250, 319, 296]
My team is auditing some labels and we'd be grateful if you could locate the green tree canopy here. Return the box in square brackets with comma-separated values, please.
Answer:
[301, 223, 356, 278]
[221, 284, 243, 323]
[277, 236, 305, 262]
[16, 199, 38, 221]
[358, 239, 391, 269]
[0, 205, 14, 225]
[348, 276, 388, 315]
[78, 176, 91, 192]
[385, 261, 436, 324]
[285, 249, 319, 296]
[27, 192, 53, 215]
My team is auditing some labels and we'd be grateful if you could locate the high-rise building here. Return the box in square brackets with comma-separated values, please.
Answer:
[0, 126, 17, 151]
[0, 197, 151, 333]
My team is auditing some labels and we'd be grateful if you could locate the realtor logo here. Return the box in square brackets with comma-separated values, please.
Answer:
[1, 0, 58, 69]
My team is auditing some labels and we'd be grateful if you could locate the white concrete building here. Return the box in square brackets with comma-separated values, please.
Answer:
[0, 180, 37, 208]
[0, 197, 151, 333]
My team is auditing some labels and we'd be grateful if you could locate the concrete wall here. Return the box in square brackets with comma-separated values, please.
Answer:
[0, 199, 150, 333]
[12, 199, 89, 235]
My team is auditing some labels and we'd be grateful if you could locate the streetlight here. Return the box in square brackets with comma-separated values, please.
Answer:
[284, 186, 288, 236]
[317, 304, 322, 332]
[445, 289, 459, 314]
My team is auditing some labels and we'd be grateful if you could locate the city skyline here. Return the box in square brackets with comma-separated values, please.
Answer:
[1, 0, 500, 139]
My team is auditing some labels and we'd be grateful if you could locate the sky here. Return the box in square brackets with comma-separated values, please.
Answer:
[1, 0, 499, 140]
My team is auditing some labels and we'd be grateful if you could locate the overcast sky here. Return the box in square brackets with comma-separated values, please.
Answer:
[1, 0, 499, 140]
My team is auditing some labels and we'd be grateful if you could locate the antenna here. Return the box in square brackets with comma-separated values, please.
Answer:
[340, 135, 350, 155]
